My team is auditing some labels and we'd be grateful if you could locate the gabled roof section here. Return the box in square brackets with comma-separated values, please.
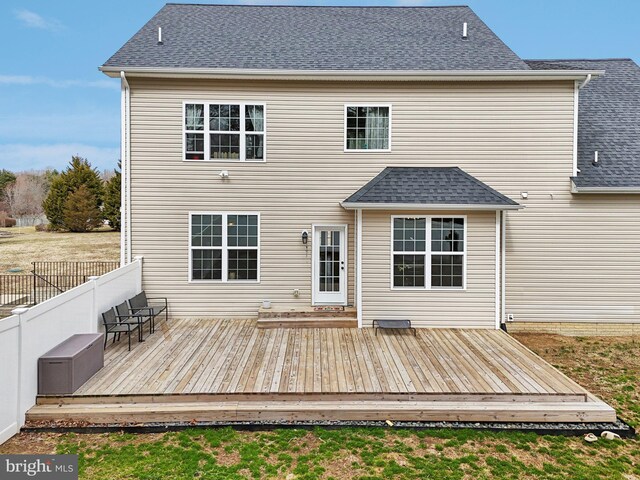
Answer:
[527, 58, 640, 191]
[103, 4, 530, 72]
[342, 167, 521, 210]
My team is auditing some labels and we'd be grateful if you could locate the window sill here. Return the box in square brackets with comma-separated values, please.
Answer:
[183, 159, 266, 163]
[343, 149, 391, 153]
[188, 280, 261, 284]
[390, 287, 467, 292]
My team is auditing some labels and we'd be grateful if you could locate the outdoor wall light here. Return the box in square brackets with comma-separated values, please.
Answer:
[301, 230, 309, 245]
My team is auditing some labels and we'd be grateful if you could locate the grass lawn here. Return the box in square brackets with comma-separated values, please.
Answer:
[0, 226, 120, 273]
[1, 333, 639, 479]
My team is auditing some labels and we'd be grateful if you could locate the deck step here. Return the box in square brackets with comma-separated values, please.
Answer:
[258, 306, 357, 319]
[36, 392, 589, 405]
[257, 317, 357, 328]
[26, 399, 616, 424]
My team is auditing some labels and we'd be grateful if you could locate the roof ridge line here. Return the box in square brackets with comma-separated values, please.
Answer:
[164, 3, 472, 8]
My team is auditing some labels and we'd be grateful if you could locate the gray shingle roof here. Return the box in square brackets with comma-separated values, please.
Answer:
[343, 167, 520, 208]
[527, 59, 640, 189]
[103, 4, 530, 71]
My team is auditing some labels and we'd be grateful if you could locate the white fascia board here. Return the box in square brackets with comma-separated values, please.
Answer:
[100, 66, 604, 82]
[340, 202, 523, 211]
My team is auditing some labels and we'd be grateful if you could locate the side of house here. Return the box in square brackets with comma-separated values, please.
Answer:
[104, 5, 640, 330]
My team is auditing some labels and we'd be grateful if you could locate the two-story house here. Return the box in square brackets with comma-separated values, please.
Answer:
[101, 4, 640, 334]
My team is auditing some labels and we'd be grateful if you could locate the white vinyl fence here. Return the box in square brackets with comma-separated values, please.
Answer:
[0, 258, 142, 445]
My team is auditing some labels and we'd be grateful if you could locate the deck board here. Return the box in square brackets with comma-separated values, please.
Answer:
[74, 319, 591, 399]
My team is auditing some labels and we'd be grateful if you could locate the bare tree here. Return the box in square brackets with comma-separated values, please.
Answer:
[4, 174, 48, 226]
[101, 168, 115, 183]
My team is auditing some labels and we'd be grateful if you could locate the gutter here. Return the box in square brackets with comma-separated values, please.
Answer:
[340, 202, 523, 211]
[571, 181, 640, 194]
[100, 67, 603, 82]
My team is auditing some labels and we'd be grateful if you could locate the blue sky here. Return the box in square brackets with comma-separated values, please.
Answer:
[1, 0, 638, 173]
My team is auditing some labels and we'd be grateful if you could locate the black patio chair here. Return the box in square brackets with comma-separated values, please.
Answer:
[127, 291, 168, 334]
[115, 300, 151, 342]
[101, 307, 140, 351]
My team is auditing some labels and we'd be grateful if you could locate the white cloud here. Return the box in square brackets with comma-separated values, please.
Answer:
[13, 9, 64, 32]
[0, 75, 118, 90]
[0, 144, 119, 172]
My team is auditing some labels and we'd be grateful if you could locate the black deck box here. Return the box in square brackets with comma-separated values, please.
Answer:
[38, 333, 104, 395]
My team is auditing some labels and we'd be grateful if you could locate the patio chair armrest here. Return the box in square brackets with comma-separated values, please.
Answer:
[145, 297, 168, 307]
[115, 313, 145, 320]
[104, 321, 133, 330]
[128, 306, 153, 314]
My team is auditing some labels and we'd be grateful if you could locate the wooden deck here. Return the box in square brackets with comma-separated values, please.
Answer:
[28, 319, 616, 424]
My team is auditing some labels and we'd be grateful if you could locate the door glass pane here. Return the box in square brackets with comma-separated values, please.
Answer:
[319, 229, 341, 293]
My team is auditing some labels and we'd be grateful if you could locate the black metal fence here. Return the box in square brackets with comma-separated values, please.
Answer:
[0, 275, 32, 306]
[0, 261, 120, 309]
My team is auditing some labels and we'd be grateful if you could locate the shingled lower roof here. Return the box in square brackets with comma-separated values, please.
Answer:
[527, 59, 640, 190]
[342, 167, 520, 210]
[103, 4, 530, 71]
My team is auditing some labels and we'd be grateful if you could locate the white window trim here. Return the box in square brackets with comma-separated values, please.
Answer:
[389, 215, 467, 291]
[344, 103, 392, 153]
[188, 211, 261, 283]
[182, 101, 267, 163]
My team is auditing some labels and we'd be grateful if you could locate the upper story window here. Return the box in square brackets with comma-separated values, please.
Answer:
[392, 217, 465, 290]
[184, 102, 266, 162]
[345, 105, 391, 151]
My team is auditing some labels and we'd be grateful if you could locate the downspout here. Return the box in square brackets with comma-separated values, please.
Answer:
[578, 73, 592, 90]
[356, 209, 363, 328]
[501, 211, 506, 331]
[119, 72, 127, 266]
[573, 74, 592, 177]
[120, 71, 132, 264]
[495, 211, 501, 329]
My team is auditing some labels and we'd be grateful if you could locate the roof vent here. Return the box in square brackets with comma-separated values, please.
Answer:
[593, 150, 599, 166]
[157, 27, 163, 45]
[462, 22, 468, 39]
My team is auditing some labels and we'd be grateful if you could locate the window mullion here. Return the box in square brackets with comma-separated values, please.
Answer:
[240, 103, 245, 162]
[222, 214, 228, 282]
[204, 103, 210, 161]
[425, 221, 430, 289]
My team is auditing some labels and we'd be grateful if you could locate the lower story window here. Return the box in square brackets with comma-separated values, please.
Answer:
[393, 254, 425, 287]
[392, 217, 465, 289]
[190, 212, 259, 282]
[431, 255, 463, 288]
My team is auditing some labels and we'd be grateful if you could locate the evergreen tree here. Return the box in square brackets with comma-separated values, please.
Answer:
[43, 157, 103, 230]
[0, 169, 16, 199]
[103, 163, 121, 231]
[62, 185, 103, 232]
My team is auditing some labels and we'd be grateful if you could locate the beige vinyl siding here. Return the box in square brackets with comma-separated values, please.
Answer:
[127, 77, 640, 325]
[361, 210, 496, 328]
[505, 194, 640, 323]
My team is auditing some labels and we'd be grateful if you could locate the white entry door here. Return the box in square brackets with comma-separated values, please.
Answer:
[313, 226, 347, 305]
